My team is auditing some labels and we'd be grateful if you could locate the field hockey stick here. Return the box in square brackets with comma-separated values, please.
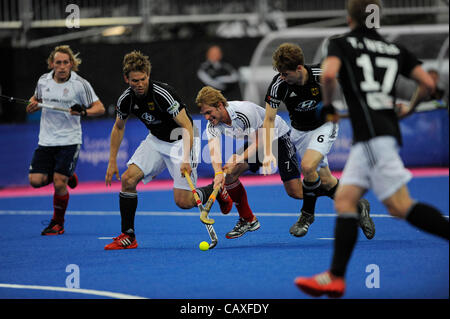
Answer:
[183, 171, 215, 225]
[0, 94, 69, 113]
[184, 171, 218, 249]
[201, 184, 221, 223]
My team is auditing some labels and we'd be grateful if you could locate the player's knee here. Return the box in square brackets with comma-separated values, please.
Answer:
[29, 174, 46, 188]
[53, 175, 67, 192]
[334, 194, 357, 213]
[300, 161, 317, 177]
[29, 177, 42, 188]
[174, 197, 193, 210]
[121, 171, 138, 192]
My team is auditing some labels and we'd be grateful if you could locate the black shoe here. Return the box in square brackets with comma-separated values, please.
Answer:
[358, 199, 375, 240]
[290, 211, 314, 237]
[225, 217, 260, 239]
[41, 219, 65, 235]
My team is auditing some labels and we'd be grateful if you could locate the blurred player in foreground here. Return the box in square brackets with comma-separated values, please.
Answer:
[263, 43, 375, 239]
[27, 45, 105, 235]
[104, 51, 230, 250]
[196, 86, 303, 239]
[295, 0, 449, 298]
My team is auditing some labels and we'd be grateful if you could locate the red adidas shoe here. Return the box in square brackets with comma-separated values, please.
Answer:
[294, 271, 346, 298]
[68, 173, 78, 189]
[217, 188, 233, 215]
[104, 233, 138, 250]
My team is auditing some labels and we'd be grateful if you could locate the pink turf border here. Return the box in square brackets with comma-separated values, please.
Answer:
[0, 167, 448, 198]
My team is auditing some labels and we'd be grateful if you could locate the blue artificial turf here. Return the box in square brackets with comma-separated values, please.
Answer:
[0, 176, 448, 299]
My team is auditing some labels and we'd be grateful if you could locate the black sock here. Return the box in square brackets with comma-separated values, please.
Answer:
[119, 192, 138, 235]
[330, 214, 359, 277]
[325, 179, 339, 199]
[315, 178, 339, 199]
[196, 182, 214, 205]
[406, 202, 449, 240]
[301, 177, 321, 215]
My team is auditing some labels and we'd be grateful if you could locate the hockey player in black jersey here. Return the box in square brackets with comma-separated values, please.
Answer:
[295, 0, 449, 298]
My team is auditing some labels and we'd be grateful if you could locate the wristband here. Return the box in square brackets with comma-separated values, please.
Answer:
[214, 171, 224, 176]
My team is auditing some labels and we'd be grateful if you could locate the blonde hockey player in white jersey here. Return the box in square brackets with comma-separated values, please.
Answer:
[196, 86, 303, 239]
[26, 45, 105, 236]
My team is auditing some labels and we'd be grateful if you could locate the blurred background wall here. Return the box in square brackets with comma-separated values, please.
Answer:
[0, 0, 448, 187]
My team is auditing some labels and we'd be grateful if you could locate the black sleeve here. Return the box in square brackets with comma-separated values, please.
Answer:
[153, 83, 187, 118]
[398, 45, 422, 78]
[116, 92, 132, 120]
[265, 74, 287, 109]
[326, 37, 344, 59]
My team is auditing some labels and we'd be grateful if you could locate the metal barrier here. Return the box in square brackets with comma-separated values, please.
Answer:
[0, 0, 447, 26]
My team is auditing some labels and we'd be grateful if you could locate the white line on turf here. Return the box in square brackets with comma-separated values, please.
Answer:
[0, 283, 148, 299]
[0, 210, 401, 218]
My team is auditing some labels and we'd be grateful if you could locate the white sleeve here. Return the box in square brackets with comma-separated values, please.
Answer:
[237, 102, 264, 132]
[206, 122, 221, 140]
[76, 79, 99, 107]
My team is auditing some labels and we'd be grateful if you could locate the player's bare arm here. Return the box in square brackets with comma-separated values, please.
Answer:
[70, 100, 105, 117]
[320, 56, 341, 122]
[173, 108, 194, 177]
[262, 103, 278, 175]
[208, 136, 225, 189]
[105, 116, 127, 186]
[396, 65, 436, 118]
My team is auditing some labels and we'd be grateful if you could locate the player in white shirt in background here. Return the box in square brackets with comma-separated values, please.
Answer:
[26, 45, 105, 236]
[196, 86, 303, 239]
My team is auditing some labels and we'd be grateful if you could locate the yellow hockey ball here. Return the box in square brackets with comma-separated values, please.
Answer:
[199, 241, 210, 251]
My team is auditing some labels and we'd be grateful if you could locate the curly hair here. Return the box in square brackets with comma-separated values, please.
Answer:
[47, 45, 81, 71]
[195, 86, 228, 109]
[272, 43, 304, 72]
[122, 50, 151, 77]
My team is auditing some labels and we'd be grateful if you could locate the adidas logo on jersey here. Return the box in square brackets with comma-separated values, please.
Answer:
[289, 92, 297, 97]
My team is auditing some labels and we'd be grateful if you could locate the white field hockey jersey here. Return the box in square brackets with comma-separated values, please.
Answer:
[34, 71, 99, 146]
[206, 100, 290, 140]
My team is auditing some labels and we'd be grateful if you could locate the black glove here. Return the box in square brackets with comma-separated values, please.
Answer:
[70, 104, 87, 117]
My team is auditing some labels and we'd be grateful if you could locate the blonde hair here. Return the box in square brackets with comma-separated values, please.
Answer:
[47, 45, 81, 71]
[272, 43, 304, 72]
[123, 50, 151, 77]
[195, 86, 228, 109]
